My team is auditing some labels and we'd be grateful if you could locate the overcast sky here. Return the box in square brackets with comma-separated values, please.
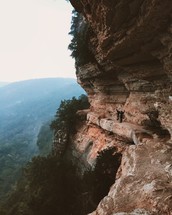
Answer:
[0, 0, 75, 82]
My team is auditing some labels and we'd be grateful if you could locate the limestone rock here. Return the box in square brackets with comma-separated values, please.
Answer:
[92, 141, 172, 214]
[69, 0, 172, 214]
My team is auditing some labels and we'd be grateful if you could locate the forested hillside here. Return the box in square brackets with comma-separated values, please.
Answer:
[0, 78, 84, 147]
[0, 96, 121, 215]
[0, 78, 85, 201]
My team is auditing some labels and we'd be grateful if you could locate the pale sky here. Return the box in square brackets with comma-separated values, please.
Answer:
[0, 0, 76, 82]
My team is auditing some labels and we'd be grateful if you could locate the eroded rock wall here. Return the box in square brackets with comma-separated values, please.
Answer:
[69, 0, 172, 214]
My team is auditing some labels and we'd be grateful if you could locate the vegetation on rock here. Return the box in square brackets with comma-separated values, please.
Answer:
[68, 10, 94, 69]
[0, 148, 121, 215]
[36, 121, 53, 156]
[0, 96, 122, 215]
[50, 94, 89, 134]
[0, 78, 84, 203]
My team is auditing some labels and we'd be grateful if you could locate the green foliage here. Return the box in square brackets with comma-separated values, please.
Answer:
[0, 142, 34, 202]
[1, 155, 83, 215]
[0, 78, 84, 202]
[50, 94, 89, 134]
[0, 146, 122, 215]
[0, 95, 122, 215]
[36, 121, 53, 156]
[0, 95, 89, 212]
[68, 11, 94, 68]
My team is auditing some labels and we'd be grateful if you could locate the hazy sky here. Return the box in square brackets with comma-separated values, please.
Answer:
[0, 0, 75, 82]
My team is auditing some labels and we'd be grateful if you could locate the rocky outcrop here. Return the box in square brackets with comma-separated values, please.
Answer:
[88, 140, 172, 214]
[69, 0, 172, 214]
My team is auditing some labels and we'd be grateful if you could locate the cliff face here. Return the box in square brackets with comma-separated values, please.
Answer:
[69, 0, 172, 214]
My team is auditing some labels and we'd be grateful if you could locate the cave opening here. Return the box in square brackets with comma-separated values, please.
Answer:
[81, 147, 122, 214]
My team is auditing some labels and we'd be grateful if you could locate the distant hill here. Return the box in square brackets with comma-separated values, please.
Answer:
[0, 82, 9, 87]
[0, 78, 85, 147]
[0, 78, 85, 200]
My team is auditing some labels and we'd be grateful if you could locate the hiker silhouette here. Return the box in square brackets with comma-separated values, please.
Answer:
[116, 109, 124, 123]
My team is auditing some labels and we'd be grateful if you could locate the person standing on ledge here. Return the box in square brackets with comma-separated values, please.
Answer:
[116, 109, 125, 123]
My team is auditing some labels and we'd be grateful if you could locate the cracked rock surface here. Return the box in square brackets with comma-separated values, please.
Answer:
[69, 0, 172, 214]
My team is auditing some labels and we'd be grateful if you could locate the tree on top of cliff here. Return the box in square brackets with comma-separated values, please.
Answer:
[50, 94, 89, 134]
[68, 10, 94, 69]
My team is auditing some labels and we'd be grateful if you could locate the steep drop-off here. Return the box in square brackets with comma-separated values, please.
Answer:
[69, 0, 172, 214]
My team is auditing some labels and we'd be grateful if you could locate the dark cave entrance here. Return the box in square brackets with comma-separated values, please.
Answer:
[82, 147, 122, 214]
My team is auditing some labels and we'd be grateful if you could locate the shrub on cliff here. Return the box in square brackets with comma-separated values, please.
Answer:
[36, 121, 53, 156]
[1, 155, 83, 215]
[0, 99, 123, 215]
[0, 148, 122, 215]
[50, 94, 89, 134]
[68, 10, 94, 69]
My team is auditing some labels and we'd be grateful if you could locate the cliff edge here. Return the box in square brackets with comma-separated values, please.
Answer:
[69, 0, 172, 214]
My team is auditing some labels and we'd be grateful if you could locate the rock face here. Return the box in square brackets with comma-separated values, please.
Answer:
[69, 0, 172, 214]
